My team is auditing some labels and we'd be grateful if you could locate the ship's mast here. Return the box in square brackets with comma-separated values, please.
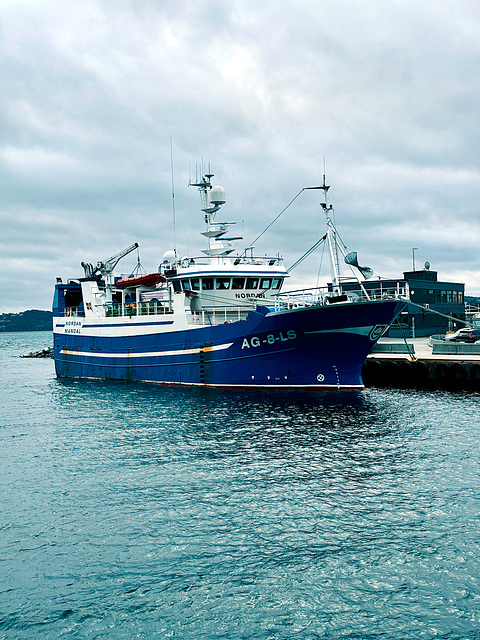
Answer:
[320, 173, 372, 299]
[320, 173, 341, 292]
[189, 169, 241, 257]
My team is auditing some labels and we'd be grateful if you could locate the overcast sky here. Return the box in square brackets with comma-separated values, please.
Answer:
[1, 0, 480, 312]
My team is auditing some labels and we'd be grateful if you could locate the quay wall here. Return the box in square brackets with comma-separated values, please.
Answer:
[362, 338, 480, 389]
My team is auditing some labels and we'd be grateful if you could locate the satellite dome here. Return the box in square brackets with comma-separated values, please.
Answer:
[208, 186, 226, 205]
[162, 250, 176, 263]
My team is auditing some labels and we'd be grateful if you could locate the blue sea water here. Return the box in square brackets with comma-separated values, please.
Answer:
[1, 331, 479, 640]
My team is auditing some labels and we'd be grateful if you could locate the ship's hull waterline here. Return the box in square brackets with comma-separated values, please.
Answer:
[54, 298, 406, 389]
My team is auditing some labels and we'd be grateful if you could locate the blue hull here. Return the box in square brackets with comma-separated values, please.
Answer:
[53, 299, 406, 389]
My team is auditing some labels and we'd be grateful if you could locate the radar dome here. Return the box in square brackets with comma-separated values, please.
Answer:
[162, 250, 176, 263]
[208, 186, 226, 205]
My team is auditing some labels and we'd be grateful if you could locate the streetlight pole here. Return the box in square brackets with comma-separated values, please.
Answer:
[412, 247, 418, 271]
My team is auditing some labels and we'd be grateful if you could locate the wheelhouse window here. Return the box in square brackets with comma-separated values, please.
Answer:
[246, 278, 259, 289]
[202, 278, 214, 290]
[260, 278, 272, 289]
[271, 278, 282, 289]
[216, 277, 231, 290]
[232, 278, 245, 290]
[182, 280, 191, 291]
[172, 280, 182, 293]
[190, 278, 200, 291]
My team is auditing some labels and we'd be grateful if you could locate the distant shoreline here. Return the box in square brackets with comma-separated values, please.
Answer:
[0, 310, 53, 332]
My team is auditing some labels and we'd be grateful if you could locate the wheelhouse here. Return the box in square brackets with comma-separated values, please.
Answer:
[171, 275, 285, 294]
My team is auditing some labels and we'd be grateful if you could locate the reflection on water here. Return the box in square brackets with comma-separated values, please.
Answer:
[1, 333, 480, 640]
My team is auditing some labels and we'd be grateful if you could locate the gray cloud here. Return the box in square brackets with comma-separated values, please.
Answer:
[1, 0, 479, 312]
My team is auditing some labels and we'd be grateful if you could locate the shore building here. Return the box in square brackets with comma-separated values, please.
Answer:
[343, 267, 465, 337]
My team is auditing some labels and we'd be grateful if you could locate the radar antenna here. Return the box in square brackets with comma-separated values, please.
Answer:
[189, 168, 240, 257]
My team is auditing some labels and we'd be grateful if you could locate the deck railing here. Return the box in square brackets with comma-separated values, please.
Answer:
[187, 307, 250, 326]
[62, 283, 409, 321]
[63, 307, 84, 317]
[274, 283, 409, 310]
[160, 255, 283, 275]
[62, 301, 173, 318]
[105, 301, 173, 317]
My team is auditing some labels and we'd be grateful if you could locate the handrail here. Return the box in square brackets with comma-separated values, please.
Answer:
[62, 301, 173, 318]
[64, 284, 409, 320]
[160, 255, 284, 271]
[64, 307, 84, 318]
[274, 284, 409, 310]
[187, 307, 250, 326]
[104, 301, 173, 317]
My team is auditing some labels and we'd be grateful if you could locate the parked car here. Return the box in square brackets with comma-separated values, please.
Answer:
[445, 328, 480, 343]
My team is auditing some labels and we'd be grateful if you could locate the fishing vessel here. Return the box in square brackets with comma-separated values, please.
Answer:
[52, 171, 408, 389]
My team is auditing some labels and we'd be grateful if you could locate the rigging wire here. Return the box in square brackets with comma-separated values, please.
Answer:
[315, 241, 326, 288]
[246, 188, 306, 251]
[330, 222, 349, 254]
[287, 234, 327, 272]
[170, 135, 177, 256]
[127, 247, 145, 277]
[402, 298, 471, 327]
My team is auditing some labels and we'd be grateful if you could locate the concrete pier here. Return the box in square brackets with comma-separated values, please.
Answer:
[362, 337, 480, 389]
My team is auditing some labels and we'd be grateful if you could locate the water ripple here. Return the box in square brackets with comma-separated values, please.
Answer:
[1, 334, 479, 639]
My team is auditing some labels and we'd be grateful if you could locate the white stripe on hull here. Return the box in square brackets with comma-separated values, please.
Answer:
[60, 342, 234, 358]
